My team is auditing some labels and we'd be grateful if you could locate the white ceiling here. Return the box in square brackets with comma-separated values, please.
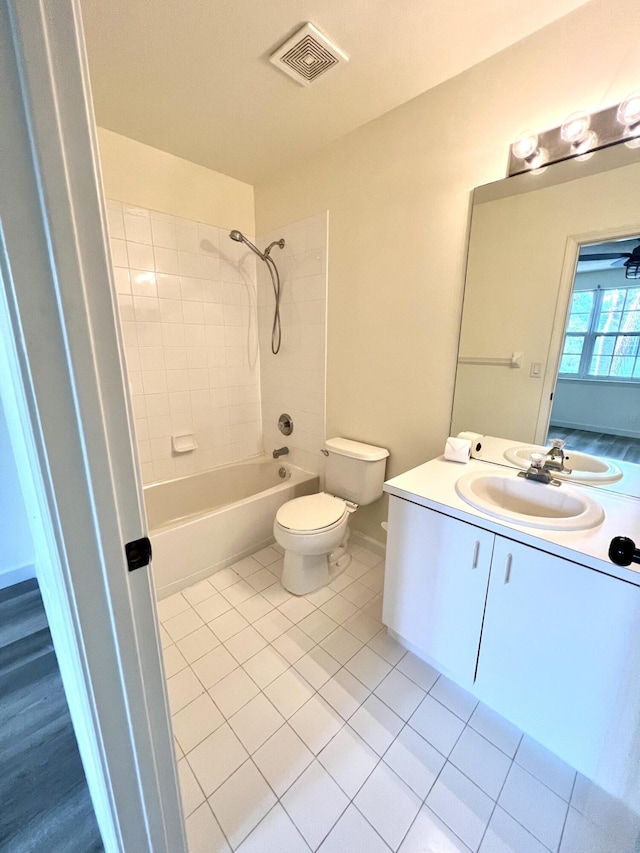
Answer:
[80, 0, 592, 185]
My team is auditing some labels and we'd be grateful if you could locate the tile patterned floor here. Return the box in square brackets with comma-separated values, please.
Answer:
[159, 545, 640, 853]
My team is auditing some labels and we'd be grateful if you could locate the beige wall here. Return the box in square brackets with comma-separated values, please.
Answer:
[97, 128, 255, 233]
[254, 0, 640, 542]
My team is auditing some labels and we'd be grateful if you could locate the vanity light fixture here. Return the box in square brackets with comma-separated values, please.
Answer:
[508, 92, 640, 176]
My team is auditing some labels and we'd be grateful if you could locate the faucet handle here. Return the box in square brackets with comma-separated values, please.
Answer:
[550, 439, 566, 450]
[529, 452, 545, 469]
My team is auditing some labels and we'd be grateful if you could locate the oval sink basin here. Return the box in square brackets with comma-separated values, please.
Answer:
[455, 471, 604, 530]
[503, 445, 623, 485]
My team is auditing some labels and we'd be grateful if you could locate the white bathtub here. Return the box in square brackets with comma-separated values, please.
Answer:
[145, 457, 318, 598]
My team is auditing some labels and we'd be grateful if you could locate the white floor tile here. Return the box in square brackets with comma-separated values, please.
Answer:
[480, 806, 550, 853]
[398, 805, 472, 853]
[340, 580, 377, 608]
[345, 646, 392, 690]
[468, 703, 522, 758]
[164, 608, 205, 642]
[559, 805, 639, 853]
[209, 609, 250, 642]
[360, 566, 385, 593]
[191, 645, 238, 689]
[349, 695, 404, 756]
[224, 625, 268, 664]
[396, 652, 440, 692]
[229, 693, 286, 753]
[181, 579, 216, 606]
[383, 725, 445, 799]
[209, 567, 241, 590]
[320, 593, 358, 623]
[208, 667, 260, 719]
[355, 762, 422, 850]
[157, 591, 190, 622]
[163, 643, 188, 678]
[570, 772, 640, 838]
[159, 624, 172, 649]
[282, 760, 349, 849]
[289, 695, 344, 755]
[264, 669, 315, 719]
[515, 735, 576, 801]
[293, 647, 340, 689]
[193, 593, 233, 623]
[247, 568, 279, 592]
[317, 724, 379, 798]
[318, 804, 392, 852]
[242, 645, 290, 688]
[375, 669, 426, 721]
[220, 580, 257, 606]
[253, 724, 314, 798]
[271, 626, 316, 663]
[209, 760, 277, 849]
[176, 625, 220, 664]
[409, 695, 465, 756]
[173, 692, 225, 753]
[345, 557, 372, 579]
[319, 626, 363, 664]
[231, 556, 263, 578]
[429, 675, 478, 722]
[187, 723, 249, 797]
[298, 610, 339, 642]
[236, 593, 274, 623]
[367, 630, 407, 665]
[262, 582, 293, 608]
[185, 802, 231, 853]
[354, 548, 383, 568]
[278, 596, 317, 624]
[498, 763, 568, 851]
[450, 727, 511, 800]
[363, 595, 384, 622]
[342, 610, 383, 643]
[254, 609, 295, 642]
[426, 763, 494, 851]
[306, 586, 335, 607]
[236, 803, 309, 853]
[251, 546, 281, 567]
[167, 667, 205, 714]
[319, 668, 370, 720]
[329, 573, 354, 593]
[178, 757, 205, 817]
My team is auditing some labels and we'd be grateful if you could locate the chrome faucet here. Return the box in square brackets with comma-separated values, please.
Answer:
[518, 452, 562, 486]
[544, 439, 572, 474]
[273, 446, 289, 459]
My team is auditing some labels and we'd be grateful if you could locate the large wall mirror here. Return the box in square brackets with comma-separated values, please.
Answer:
[451, 143, 640, 497]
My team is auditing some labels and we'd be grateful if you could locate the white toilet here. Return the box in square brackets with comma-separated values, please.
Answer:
[274, 437, 389, 595]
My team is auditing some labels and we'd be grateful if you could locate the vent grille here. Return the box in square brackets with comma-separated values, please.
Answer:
[270, 23, 348, 87]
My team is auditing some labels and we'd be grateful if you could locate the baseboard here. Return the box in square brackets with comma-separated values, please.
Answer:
[0, 562, 37, 591]
[349, 530, 386, 559]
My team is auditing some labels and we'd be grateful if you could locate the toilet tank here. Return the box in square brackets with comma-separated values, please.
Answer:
[324, 437, 389, 505]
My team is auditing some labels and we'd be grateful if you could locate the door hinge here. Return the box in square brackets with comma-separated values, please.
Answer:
[125, 536, 152, 572]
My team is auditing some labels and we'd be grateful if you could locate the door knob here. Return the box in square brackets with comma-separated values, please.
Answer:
[608, 536, 640, 567]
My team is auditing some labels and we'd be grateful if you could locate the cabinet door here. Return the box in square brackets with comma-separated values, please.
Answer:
[476, 536, 640, 790]
[383, 496, 493, 687]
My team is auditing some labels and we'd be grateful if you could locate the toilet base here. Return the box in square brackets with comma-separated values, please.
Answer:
[281, 551, 330, 596]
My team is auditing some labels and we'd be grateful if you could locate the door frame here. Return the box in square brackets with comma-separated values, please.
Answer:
[0, 1, 185, 850]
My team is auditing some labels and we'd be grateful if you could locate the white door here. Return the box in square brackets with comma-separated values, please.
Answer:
[383, 496, 494, 687]
[0, 1, 185, 850]
[475, 536, 640, 796]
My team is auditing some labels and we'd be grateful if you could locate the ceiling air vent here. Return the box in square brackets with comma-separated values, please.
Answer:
[270, 22, 348, 87]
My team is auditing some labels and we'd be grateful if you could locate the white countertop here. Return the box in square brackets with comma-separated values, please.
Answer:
[384, 455, 640, 586]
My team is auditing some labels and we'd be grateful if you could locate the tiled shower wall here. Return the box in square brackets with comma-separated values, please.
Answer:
[107, 201, 262, 484]
[258, 213, 328, 475]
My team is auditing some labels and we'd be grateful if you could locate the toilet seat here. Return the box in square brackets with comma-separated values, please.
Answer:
[276, 493, 348, 534]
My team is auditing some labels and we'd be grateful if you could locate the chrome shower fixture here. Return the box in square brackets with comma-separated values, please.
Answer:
[229, 230, 285, 354]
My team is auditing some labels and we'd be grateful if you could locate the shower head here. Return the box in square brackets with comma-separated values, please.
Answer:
[228, 229, 265, 259]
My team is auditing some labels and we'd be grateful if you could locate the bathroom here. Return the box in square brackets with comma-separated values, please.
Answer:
[1, 0, 640, 851]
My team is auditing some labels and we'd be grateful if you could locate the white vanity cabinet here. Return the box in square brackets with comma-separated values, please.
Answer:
[383, 493, 640, 789]
[382, 495, 493, 689]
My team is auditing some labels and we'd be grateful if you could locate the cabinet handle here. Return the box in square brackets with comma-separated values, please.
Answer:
[504, 553, 512, 584]
[472, 541, 480, 570]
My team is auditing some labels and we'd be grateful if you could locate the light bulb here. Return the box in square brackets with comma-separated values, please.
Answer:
[617, 92, 640, 128]
[527, 147, 549, 171]
[561, 111, 591, 145]
[512, 131, 538, 161]
[573, 130, 598, 160]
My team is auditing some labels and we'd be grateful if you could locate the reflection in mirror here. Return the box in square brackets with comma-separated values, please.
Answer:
[451, 143, 640, 497]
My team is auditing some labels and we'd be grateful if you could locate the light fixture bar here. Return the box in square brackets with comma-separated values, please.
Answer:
[508, 93, 640, 177]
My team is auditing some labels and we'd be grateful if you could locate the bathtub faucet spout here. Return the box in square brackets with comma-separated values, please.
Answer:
[273, 447, 289, 459]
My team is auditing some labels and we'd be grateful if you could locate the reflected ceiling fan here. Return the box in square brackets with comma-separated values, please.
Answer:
[580, 240, 640, 279]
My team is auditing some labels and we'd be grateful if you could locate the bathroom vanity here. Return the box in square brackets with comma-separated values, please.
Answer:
[382, 455, 640, 804]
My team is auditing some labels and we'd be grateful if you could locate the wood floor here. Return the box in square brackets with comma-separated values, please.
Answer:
[548, 426, 640, 465]
[0, 579, 103, 853]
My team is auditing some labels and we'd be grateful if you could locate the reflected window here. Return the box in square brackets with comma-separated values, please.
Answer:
[560, 285, 640, 380]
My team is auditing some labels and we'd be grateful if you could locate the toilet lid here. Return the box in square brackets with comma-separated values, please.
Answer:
[276, 493, 347, 532]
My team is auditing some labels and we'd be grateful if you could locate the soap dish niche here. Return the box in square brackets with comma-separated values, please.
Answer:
[172, 433, 198, 454]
